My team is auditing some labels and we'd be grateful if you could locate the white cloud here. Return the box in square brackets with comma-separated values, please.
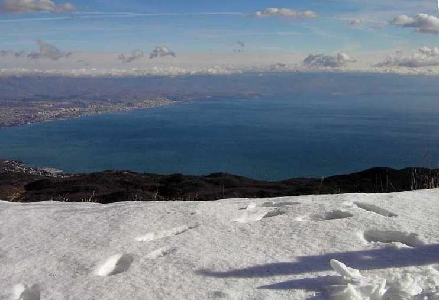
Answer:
[418, 46, 439, 57]
[390, 14, 439, 34]
[28, 40, 71, 60]
[118, 50, 145, 63]
[5, 48, 439, 76]
[0, 40, 69, 60]
[376, 46, 439, 68]
[0, 0, 75, 13]
[303, 52, 356, 68]
[254, 8, 317, 19]
[149, 46, 176, 59]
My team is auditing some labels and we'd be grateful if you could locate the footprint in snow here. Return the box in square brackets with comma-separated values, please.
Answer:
[295, 210, 353, 222]
[11, 284, 40, 300]
[260, 201, 300, 208]
[363, 230, 424, 247]
[208, 291, 232, 299]
[234, 208, 286, 223]
[354, 202, 398, 217]
[239, 201, 299, 210]
[135, 225, 197, 242]
[146, 246, 176, 260]
[312, 210, 354, 221]
[94, 253, 134, 276]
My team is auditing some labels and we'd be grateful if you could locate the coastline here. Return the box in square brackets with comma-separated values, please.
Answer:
[0, 97, 173, 129]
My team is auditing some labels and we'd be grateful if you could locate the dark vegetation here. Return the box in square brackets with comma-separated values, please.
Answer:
[1, 160, 438, 204]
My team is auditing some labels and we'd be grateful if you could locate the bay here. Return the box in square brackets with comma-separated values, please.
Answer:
[1, 74, 439, 180]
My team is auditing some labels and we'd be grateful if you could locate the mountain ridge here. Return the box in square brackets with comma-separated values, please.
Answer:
[1, 159, 438, 203]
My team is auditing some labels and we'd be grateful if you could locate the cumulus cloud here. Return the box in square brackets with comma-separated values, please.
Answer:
[0, 0, 75, 13]
[255, 8, 317, 19]
[118, 50, 144, 63]
[390, 14, 439, 34]
[28, 40, 71, 60]
[376, 46, 439, 68]
[303, 52, 356, 68]
[0, 40, 69, 60]
[418, 46, 439, 56]
[149, 46, 176, 59]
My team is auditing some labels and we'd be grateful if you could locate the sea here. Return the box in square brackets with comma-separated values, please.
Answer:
[1, 73, 439, 180]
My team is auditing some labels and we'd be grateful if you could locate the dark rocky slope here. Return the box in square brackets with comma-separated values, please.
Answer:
[1, 160, 438, 203]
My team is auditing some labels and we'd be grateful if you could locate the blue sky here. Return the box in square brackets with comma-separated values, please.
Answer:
[0, 0, 437, 54]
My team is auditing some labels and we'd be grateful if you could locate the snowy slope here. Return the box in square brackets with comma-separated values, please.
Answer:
[1, 189, 439, 300]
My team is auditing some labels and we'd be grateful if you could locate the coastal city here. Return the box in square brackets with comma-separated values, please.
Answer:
[0, 75, 265, 128]
[0, 95, 172, 128]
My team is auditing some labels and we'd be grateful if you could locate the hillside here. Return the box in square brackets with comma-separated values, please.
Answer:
[1, 159, 439, 203]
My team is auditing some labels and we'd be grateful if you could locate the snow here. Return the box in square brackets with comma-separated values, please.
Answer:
[135, 225, 197, 242]
[94, 253, 134, 277]
[1, 189, 439, 299]
[330, 260, 364, 281]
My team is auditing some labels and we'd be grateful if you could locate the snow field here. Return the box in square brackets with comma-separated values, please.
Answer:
[0, 189, 438, 299]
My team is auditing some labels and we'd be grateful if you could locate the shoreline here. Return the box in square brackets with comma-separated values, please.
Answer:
[0, 97, 174, 129]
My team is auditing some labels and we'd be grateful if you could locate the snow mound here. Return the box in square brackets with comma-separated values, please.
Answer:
[329, 259, 439, 300]
[330, 259, 364, 281]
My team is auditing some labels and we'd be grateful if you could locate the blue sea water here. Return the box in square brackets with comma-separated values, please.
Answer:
[1, 73, 439, 180]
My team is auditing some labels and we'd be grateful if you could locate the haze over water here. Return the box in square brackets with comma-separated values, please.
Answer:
[1, 73, 439, 180]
